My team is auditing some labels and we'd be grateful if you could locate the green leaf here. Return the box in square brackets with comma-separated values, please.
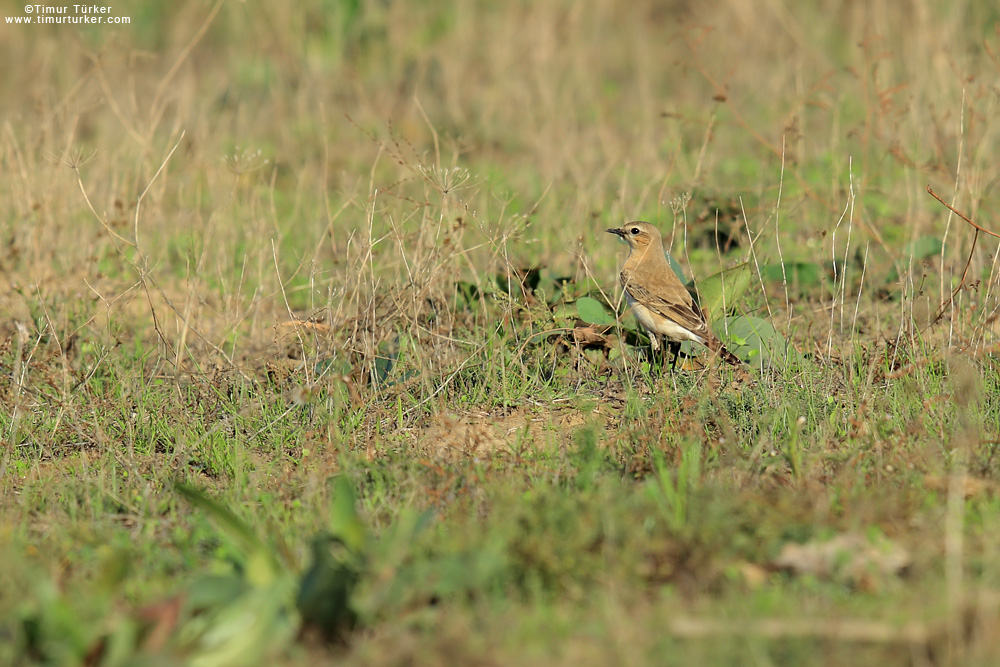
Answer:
[721, 315, 801, 369]
[560, 277, 605, 301]
[495, 267, 541, 294]
[175, 484, 283, 588]
[373, 354, 396, 386]
[330, 476, 367, 554]
[762, 262, 823, 287]
[575, 296, 615, 326]
[186, 574, 248, 610]
[296, 534, 359, 642]
[454, 282, 476, 310]
[550, 303, 578, 327]
[692, 262, 751, 319]
[175, 484, 266, 559]
[184, 578, 298, 667]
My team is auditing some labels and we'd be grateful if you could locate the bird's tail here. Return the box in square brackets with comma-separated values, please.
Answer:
[705, 336, 744, 367]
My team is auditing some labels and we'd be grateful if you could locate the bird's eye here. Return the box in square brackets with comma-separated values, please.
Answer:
[630, 227, 640, 235]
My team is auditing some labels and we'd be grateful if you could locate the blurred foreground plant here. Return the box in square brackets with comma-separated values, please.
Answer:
[11, 475, 431, 666]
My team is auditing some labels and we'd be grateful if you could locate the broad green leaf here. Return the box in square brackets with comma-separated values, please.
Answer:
[762, 262, 823, 287]
[246, 549, 282, 588]
[692, 262, 751, 319]
[186, 574, 248, 610]
[550, 303, 578, 326]
[721, 315, 801, 369]
[186, 578, 298, 667]
[330, 475, 367, 554]
[575, 296, 615, 326]
[373, 354, 396, 386]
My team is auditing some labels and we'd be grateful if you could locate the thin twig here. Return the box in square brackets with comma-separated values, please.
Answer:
[926, 186, 1000, 239]
[924, 187, 995, 331]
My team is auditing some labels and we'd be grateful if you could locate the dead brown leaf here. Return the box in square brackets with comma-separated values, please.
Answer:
[571, 324, 613, 349]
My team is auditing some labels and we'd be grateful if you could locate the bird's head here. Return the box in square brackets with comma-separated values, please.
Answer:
[606, 221, 661, 251]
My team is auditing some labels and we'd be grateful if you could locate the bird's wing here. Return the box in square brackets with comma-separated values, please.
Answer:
[620, 269, 710, 338]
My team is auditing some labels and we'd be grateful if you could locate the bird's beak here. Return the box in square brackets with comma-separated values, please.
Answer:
[606, 228, 625, 238]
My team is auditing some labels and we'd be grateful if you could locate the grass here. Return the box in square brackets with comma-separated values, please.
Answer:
[2, 0, 1000, 664]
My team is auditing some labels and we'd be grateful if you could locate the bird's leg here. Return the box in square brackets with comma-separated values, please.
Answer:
[646, 331, 665, 372]
[668, 341, 682, 370]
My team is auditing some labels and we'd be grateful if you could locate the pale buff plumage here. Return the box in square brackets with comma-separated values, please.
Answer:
[607, 221, 741, 367]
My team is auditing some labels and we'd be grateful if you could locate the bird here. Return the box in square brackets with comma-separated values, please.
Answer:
[607, 221, 742, 369]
